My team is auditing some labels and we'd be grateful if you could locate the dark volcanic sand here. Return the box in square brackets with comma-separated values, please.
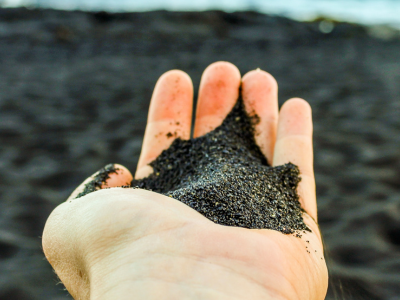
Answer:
[131, 99, 309, 233]
[75, 163, 118, 199]
[1, 7, 400, 300]
[77, 100, 310, 234]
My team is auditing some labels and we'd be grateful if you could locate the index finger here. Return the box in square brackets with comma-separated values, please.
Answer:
[136, 70, 193, 179]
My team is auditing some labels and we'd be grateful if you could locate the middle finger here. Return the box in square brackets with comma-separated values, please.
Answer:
[193, 61, 241, 137]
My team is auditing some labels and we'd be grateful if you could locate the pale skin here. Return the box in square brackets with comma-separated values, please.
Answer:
[42, 61, 329, 300]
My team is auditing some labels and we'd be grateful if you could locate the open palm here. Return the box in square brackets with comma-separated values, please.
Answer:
[43, 62, 328, 300]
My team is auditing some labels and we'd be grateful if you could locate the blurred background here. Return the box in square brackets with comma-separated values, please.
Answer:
[0, 0, 399, 299]
[2, 0, 400, 28]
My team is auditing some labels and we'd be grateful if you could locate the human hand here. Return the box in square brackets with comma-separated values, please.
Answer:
[42, 61, 328, 300]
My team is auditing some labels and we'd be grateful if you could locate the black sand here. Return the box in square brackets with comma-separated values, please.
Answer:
[1, 8, 400, 300]
[75, 163, 118, 199]
[76, 99, 310, 234]
[131, 99, 309, 233]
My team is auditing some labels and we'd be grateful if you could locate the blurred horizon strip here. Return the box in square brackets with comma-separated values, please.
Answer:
[1, 0, 400, 29]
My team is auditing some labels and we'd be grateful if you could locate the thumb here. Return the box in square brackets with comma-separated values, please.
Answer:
[43, 164, 133, 299]
[68, 164, 133, 201]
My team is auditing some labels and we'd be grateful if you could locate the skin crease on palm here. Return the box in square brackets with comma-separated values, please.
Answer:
[42, 62, 329, 300]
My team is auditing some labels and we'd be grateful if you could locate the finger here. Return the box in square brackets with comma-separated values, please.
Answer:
[136, 70, 193, 179]
[193, 61, 241, 137]
[241, 69, 278, 165]
[67, 164, 133, 201]
[272, 98, 317, 221]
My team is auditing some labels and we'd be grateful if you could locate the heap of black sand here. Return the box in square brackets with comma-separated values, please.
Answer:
[77, 98, 310, 234]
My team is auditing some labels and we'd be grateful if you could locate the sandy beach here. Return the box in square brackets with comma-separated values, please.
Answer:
[0, 8, 399, 299]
